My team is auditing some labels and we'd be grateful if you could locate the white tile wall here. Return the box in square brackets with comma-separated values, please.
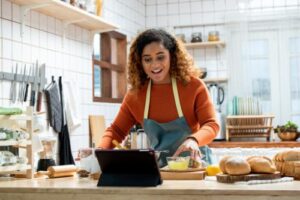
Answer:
[0, 0, 145, 161]
[145, 0, 299, 84]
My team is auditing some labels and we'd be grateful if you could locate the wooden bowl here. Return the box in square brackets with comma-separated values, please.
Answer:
[277, 131, 299, 141]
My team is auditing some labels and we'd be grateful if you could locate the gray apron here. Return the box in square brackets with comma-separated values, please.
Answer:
[143, 77, 212, 167]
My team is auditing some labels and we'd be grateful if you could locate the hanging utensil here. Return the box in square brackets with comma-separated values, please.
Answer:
[30, 61, 39, 107]
[36, 64, 46, 112]
[24, 65, 33, 102]
[9, 64, 18, 103]
[18, 65, 27, 103]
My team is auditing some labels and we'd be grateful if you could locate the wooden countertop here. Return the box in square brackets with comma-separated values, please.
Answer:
[209, 141, 300, 148]
[0, 177, 300, 200]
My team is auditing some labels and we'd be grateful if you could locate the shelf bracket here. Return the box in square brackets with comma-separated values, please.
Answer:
[20, 3, 50, 38]
[62, 19, 86, 48]
[90, 28, 116, 46]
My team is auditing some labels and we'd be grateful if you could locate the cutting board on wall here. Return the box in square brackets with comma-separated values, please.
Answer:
[216, 172, 281, 183]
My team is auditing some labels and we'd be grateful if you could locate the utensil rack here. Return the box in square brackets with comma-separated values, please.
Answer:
[226, 115, 275, 141]
[0, 71, 45, 85]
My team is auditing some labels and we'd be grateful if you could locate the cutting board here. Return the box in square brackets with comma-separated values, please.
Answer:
[216, 172, 281, 183]
[160, 167, 206, 180]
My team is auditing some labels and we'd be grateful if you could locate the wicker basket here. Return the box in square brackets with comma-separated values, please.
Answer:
[226, 115, 275, 141]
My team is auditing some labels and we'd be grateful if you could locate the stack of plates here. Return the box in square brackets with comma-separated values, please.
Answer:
[229, 96, 262, 115]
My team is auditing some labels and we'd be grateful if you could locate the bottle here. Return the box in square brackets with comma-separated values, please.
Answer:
[95, 0, 103, 16]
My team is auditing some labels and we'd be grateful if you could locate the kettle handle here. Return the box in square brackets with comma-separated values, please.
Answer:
[218, 87, 225, 105]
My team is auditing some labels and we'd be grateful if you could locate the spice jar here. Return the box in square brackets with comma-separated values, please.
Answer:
[191, 32, 202, 43]
[175, 34, 186, 43]
[208, 31, 220, 42]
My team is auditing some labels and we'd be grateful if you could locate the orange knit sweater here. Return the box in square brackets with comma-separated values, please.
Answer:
[98, 77, 219, 149]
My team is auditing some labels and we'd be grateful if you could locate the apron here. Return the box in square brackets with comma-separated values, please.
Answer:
[143, 77, 212, 167]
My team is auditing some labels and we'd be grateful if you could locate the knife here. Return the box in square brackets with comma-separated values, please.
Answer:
[30, 61, 39, 107]
[24, 65, 33, 102]
[36, 64, 46, 112]
[9, 64, 18, 103]
[18, 65, 27, 103]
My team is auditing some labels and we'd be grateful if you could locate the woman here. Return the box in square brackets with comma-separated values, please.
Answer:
[98, 29, 219, 167]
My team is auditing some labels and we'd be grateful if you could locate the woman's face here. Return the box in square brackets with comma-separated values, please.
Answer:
[141, 42, 171, 84]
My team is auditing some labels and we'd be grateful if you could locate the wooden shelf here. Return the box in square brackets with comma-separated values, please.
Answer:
[9, 0, 118, 31]
[0, 165, 31, 174]
[0, 140, 31, 147]
[209, 141, 300, 148]
[203, 77, 228, 83]
[185, 41, 225, 49]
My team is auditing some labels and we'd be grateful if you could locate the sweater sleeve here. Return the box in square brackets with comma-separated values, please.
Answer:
[98, 94, 137, 149]
[189, 82, 220, 146]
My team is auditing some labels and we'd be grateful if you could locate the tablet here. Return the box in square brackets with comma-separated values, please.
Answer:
[95, 149, 163, 187]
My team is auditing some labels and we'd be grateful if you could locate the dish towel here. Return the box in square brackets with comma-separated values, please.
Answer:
[63, 80, 82, 133]
[234, 177, 294, 185]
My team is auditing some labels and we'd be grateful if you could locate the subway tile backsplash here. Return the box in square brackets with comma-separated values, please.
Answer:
[0, 0, 145, 159]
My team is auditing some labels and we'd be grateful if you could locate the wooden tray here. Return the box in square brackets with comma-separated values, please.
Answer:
[160, 166, 205, 172]
[216, 172, 281, 183]
[161, 170, 206, 180]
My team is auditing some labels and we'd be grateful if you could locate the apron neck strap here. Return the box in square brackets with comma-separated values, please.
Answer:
[143, 77, 183, 119]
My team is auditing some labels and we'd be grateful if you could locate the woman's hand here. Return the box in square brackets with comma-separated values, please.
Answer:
[173, 138, 202, 168]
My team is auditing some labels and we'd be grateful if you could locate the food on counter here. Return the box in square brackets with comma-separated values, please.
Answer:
[219, 156, 251, 175]
[247, 156, 276, 174]
[167, 156, 190, 170]
[273, 150, 300, 179]
[206, 165, 222, 176]
[274, 150, 300, 162]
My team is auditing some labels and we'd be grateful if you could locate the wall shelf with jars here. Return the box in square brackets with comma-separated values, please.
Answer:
[0, 107, 38, 178]
[9, 0, 118, 38]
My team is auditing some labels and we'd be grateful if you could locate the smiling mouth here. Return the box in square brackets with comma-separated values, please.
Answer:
[151, 69, 163, 74]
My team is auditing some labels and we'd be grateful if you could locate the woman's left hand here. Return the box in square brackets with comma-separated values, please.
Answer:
[173, 138, 202, 166]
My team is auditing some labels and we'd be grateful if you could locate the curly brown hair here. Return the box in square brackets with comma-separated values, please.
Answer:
[128, 29, 201, 90]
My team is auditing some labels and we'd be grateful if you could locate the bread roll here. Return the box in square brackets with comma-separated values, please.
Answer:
[247, 156, 276, 174]
[283, 150, 300, 161]
[224, 157, 251, 175]
[219, 156, 232, 174]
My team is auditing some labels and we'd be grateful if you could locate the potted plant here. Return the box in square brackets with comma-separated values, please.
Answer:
[274, 121, 299, 141]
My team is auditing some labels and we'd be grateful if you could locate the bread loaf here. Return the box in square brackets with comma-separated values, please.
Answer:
[224, 157, 251, 175]
[247, 156, 276, 174]
[219, 156, 232, 174]
[273, 150, 300, 179]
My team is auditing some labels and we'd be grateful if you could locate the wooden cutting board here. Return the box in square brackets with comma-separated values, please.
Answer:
[160, 167, 206, 180]
[216, 172, 281, 183]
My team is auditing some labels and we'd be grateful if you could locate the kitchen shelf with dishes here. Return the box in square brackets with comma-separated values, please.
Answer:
[225, 97, 275, 141]
[0, 107, 37, 178]
[9, 0, 118, 37]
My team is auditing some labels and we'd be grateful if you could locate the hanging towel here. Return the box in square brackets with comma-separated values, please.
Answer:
[63, 80, 82, 133]
[44, 82, 62, 133]
[58, 76, 75, 165]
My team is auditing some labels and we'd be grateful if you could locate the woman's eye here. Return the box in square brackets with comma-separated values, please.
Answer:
[144, 58, 152, 63]
[157, 55, 165, 61]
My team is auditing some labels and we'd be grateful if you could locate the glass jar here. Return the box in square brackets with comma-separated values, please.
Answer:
[208, 31, 220, 42]
[37, 138, 56, 171]
[191, 32, 202, 43]
[175, 34, 186, 43]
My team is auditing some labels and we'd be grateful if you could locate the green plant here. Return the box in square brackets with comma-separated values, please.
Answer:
[274, 121, 298, 133]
